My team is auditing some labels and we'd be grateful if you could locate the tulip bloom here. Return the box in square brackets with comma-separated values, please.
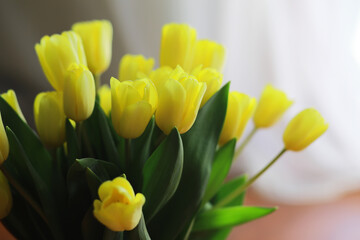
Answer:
[155, 66, 206, 134]
[72, 20, 113, 75]
[98, 85, 111, 116]
[0, 114, 9, 165]
[111, 77, 158, 139]
[149, 66, 173, 89]
[160, 23, 197, 71]
[1, 89, 26, 122]
[118, 54, 155, 82]
[63, 63, 95, 121]
[253, 84, 293, 128]
[35, 31, 87, 91]
[219, 92, 257, 145]
[93, 177, 145, 231]
[283, 108, 328, 151]
[0, 170, 12, 219]
[191, 40, 225, 72]
[34, 92, 66, 148]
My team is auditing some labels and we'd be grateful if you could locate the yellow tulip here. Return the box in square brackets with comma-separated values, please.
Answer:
[72, 20, 113, 75]
[63, 63, 95, 121]
[0, 114, 9, 165]
[219, 92, 257, 145]
[34, 91, 66, 148]
[35, 31, 87, 91]
[149, 66, 173, 89]
[98, 85, 111, 116]
[155, 66, 206, 134]
[191, 40, 225, 72]
[253, 84, 293, 128]
[111, 77, 157, 139]
[0, 170, 12, 219]
[160, 23, 197, 71]
[283, 108, 328, 151]
[1, 89, 26, 122]
[93, 177, 145, 231]
[118, 54, 155, 82]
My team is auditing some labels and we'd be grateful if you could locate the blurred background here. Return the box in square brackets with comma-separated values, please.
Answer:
[1, 0, 360, 239]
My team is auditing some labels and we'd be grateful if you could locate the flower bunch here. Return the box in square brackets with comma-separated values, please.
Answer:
[0, 20, 327, 240]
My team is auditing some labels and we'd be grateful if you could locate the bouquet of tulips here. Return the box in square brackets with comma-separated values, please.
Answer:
[0, 20, 328, 240]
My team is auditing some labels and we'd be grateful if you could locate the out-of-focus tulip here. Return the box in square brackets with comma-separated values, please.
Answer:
[63, 63, 95, 121]
[0, 170, 12, 219]
[253, 84, 293, 128]
[149, 66, 173, 89]
[72, 20, 113, 75]
[219, 92, 257, 145]
[283, 108, 328, 151]
[93, 177, 145, 231]
[34, 91, 66, 148]
[191, 40, 225, 72]
[0, 114, 9, 165]
[160, 23, 197, 71]
[35, 31, 87, 91]
[98, 85, 111, 116]
[155, 66, 206, 134]
[118, 54, 155, 82]
[1, 90, 26, 122]
[111, 77, 157, 139]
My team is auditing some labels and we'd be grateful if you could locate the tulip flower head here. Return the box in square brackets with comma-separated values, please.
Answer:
[0, 170, 12, 219]
[253, 84, 293, 128]
[98, 84, 112, 116]
[191, 40, 225, 72]
[219, 92, 257, 145]
[283, 108, 328, 151]
[72, 20, 113, 75]
[0, 113, 9, 165]
[118, 54, 155, 82]
[35, 31, 87, 91]
[149, 66, 173, 89]
[93, 177, 145, 231]
[1, 89, 26, 122]
[64, 63, 95, 122]
[34, 91, 66, 148]
[111, 77, 158, 139]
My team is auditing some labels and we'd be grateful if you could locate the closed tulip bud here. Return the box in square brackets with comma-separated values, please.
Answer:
[1, 89, 26, 122]
[72, 20, 113, 75]
[149, 66, 173, 89]
[0, 114, 9, 165]
[98, 85, 111, 116]
[155, 66, 206, 134]
[219, 92, 257, 145]
[34, 92, 66, 148]
[35, 31, 87, 91]
[93, 177, 145, 231]
[253, 84, 293, 128]
[63, 63, 95, 121]
[111, 77, 157, 139]
[191, 40, 225, 72]
[0, 170, 12, 219]
[283, 108, 328, 151]
[160, 23, 197, 71]
[118, 54, 155, 82]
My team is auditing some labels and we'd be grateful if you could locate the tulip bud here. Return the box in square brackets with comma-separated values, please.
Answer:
[0, 113, 9, 165]
[283, 108, 328, 151]
[118, 54, 155, 82]
[35, 31, 87, 91]
[98, 85, 111, 116]
[0, 170, 12, 219]
[219, 92, 257, 145]
[63, 63, 95, 121]
[34, 92, 66, 148]
[111, 77, 157, 139]
[93, 177, 145, 231]
[191, 40, 225, 72]
[160, 23, 197, 71]
[253, 84, 293, 128]
[155, 66, 206, 134]
[1, 89, 26, 122]
[72, 20, 113, 75]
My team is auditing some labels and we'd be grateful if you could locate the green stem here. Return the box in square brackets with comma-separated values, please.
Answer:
[94, 74, 102, 93]
[125, 139, 132, 171]
[234, 127, 257, 159]
[183, 218, 195, 240]
[213, 148, 287, 209]
[102, 228, 122, 240]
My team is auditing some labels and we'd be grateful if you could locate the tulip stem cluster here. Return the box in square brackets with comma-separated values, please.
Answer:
[213, 148, 287, 209]
[234, 127, 258, 159]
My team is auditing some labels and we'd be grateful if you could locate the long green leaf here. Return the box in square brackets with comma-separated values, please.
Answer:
[212, 174, 248, 207]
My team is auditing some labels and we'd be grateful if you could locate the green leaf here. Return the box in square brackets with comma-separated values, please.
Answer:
[65, 119, 80, 168]
[202, 139, 236, 205]
[142, 128, 183, 222]
[193, 206, 276, 231]
[81, 207, 104, 240]
[148, 83, 229, 239]
[212, 175, 248, 207]
[125, 215, 151, 240]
